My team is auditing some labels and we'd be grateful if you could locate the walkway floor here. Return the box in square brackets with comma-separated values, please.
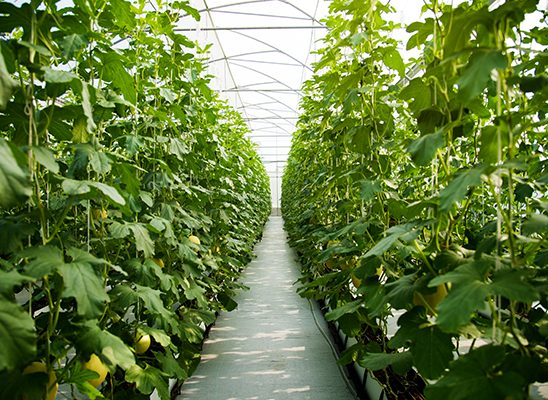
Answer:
[177, 216, 357, 400]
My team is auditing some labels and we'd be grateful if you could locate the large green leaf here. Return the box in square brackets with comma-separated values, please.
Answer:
[489, 269, 539, 303]
[125, 364, 169, 399]
[399, 78, 431, 114]
[0, 217, 35, 255]
[60, 34, 89, 60]
[324, 299, 363, 321]
[364, 220, 434, 258]
[109, 0, 136, 30]
[0, 48, 19, 110]
[156, 349, 188, 380]
[388, 307, 454, 380]
[358, 350, 413, 376]
[430, 262, 490, 332]
[0, 138, 31, 209]
[89, 181, 125, 205]
[0, 300, 36, 370]
[407, 129, 444, 166]
[439, 166, 484, 213]
[383, 47, 405, 78]
[0, 269, 34, 297]
[20, 245, 65, 279]
[127, 223, 154, 258]
[102, 53, 136, 105]
[360, 179, 382, 202]
[89, 151, 112, 175]
[170, 138, 189, 161]
[30, 146, 59, 174]
[72, 320, 135, 369]
[443, 8, 492, 55]
[58, 260, 109, 319]
[425, 345, 524, 400]
[457, 50, 508, 102]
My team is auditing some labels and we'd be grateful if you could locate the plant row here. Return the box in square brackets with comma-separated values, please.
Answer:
[282, 0, 548, 399]
[0, 0, 271, 399]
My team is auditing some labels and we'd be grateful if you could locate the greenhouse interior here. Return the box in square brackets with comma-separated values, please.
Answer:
[1, 0, 548, 399]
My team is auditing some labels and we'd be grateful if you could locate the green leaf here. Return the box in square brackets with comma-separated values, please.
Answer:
[425, 345, 524, 400]
[443, 8, 492, 55]
[413, 324, 455, 380]
[349, 125, 371, 154]
[399, 78, 431, 114]
[478, 126, 506, 164]
[125, 364, 169, 399]
[0, 48, 19, 110]
[431, 262, 490, 333]
[30, 146, 59, 174]
[117, 163, 140, 197]
[0, 218, 35, 255]
[19, 245, 64, 279]
[102, 53, 136, 105]
[0, 138, 32, 209]
[408, 129, 444, 166]
[522, 213, 548, 235]
[406, 19, 434, 51]
[457, 50, 508, 102]
[58, 260, 109, 319]
[125, 259, 157, 287]
[439, 166, 484, 213]
[128, 223, 154, 258]
[88, 181, 125, 205]
[338, 312, 362, 337]
[0, 300, 36, 370]
[140, 326, 171, 347]
[383, 48, 405, 78]
[125, 135, 144, 156]
[109, 0, 136, 30]
[364, 220, 434, 258]
[360, 179, 382, 202]
[519, 75, 548, 93]
[42, 67, 78, 83]
[62, 179, 91, 197]
[18, 41, 51, 56]
[89, 151, 112, 174]
[388, 307, 454, 379]
[156, 349, 188, 380]
[71, 116, 88, 143]
[358, 351, 413, 376]
[385, 273, 422, 309]
[60, 34, 89, 60]
[112, 284, 176, 323]
[0, 269, 34, 297]
[218, 292, 238, 311]
[73, 320, 135, 369]
[180, 277, 208, 309]
[109, 221, 130, 239]
[490, 269, 539, 303]
[170, 138, 189, 161]
[324, 299, 363, 321]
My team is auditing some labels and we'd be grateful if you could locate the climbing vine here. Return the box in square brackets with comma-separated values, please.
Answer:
[282, 0, 548, 398]
[0, 0, 270, 399]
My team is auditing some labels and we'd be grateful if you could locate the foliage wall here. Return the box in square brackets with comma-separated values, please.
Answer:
[0, 0, 271, 398]
[282, 0, 548, 398]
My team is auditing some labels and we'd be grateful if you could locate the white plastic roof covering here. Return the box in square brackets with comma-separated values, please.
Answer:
[177, 0, 330, 210]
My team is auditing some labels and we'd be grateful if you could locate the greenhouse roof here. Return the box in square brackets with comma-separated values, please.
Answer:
[177, 0, 429, 208]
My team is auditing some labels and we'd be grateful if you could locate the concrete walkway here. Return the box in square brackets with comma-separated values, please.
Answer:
[177, 216, 357, 400]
